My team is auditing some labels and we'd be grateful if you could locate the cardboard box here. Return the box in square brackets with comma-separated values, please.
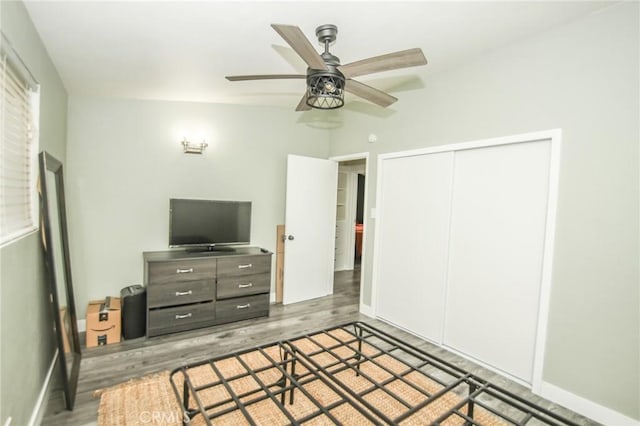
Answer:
[86, 297, 121, 348]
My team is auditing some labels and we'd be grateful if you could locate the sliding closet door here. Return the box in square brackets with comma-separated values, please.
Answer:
[375, 152, 453, 343]
[443, 141, 551, 383]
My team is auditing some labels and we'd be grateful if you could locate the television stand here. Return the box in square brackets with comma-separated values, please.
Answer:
[143, 247, 272, 337]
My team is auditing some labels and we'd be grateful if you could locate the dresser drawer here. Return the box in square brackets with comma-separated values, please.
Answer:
[215, 294, 269, 323]
[148, 259, 216, 285]
[217, 255, 270, 277]
[148, 302, 215, 337]
[148, 279, 215, 308]
[217, 273, 270, 300]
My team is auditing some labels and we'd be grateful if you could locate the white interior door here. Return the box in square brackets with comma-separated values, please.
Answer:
[375, 152, 454, 343]
[283, 155, 338, 305]
[443, 141, 551, 383]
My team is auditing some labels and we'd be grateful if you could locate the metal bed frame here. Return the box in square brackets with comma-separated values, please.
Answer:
[169, 321, 579, 425]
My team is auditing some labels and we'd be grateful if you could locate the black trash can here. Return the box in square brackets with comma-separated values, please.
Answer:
[120, 285, 146, 339]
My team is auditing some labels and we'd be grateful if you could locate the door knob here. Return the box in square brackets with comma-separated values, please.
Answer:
[287, 235, 295, 241]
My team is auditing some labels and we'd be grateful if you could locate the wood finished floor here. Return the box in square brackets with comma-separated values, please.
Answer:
[42, 269, 599, 425]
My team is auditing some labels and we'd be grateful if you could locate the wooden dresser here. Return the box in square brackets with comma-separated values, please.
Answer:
[143, 247, 272, 337]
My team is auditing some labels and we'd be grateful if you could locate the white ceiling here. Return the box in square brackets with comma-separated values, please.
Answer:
[23, 1, 614, 109]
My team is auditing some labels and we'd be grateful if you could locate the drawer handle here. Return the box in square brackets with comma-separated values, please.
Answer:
[176, 268, 194, 274]
[175, 313, 192, 320]
[236, 303, 251, 309]
[238, 263, 252, 269]
[238, 283, 253, 289]
[175, 290, 193, 296]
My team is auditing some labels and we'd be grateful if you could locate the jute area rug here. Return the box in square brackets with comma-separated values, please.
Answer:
[96, 370, 185, 425]
[96, 368, 505, 425]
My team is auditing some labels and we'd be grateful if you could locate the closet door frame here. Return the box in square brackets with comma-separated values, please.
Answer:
[371, 128, 562, 393]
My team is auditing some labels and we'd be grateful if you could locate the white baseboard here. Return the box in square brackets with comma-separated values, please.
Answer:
[28, 349, 58, 426]
[359, 303, 374, 317]
[538, 381, 639, 425]
[77, 319, 86, 333]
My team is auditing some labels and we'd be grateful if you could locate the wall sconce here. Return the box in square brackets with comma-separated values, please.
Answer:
[181, 138, 208, 154]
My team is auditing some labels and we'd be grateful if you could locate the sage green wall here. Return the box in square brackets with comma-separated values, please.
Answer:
[0, 2, 69, 425]
[65, 98, 331, 318]
[330, 3, 639, 420]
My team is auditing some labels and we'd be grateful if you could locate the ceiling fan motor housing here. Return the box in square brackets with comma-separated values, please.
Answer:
[305, 24, 346, 109]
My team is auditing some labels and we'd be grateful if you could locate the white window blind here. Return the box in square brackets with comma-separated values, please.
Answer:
[1, 35, 40, 246]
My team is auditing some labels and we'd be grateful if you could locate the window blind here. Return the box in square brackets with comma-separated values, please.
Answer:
[1, 37, 40, 246]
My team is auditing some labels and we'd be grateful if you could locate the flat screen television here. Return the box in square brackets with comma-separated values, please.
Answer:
[169, 198, 251, 250]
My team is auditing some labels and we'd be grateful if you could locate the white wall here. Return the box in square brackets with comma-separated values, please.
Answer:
[330, 2, 638, 422]
[66, 97, 330, 317]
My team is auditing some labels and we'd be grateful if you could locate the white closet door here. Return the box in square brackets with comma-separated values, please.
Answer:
[375, 152, 453, 343]
[443, 141, 551, 383]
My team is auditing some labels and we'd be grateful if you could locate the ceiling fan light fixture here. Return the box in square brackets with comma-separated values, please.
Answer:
[324, 81, 336, 93]
[226, 23, 428, 111]
[306, 73, 345, 110]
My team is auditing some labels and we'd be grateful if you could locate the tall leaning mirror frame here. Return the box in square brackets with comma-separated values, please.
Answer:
[39, 151, 81, 410]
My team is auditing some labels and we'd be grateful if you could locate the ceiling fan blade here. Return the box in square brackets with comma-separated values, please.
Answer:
[345, 79, 398, 108]
[338, 48, 427, 79]
[226, 74, 305, 81]
[271, 24, 328, 71]
[295, 92, 311, 111]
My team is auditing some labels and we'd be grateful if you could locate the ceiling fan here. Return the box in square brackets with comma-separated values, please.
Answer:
[226, 24, 427, 111]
